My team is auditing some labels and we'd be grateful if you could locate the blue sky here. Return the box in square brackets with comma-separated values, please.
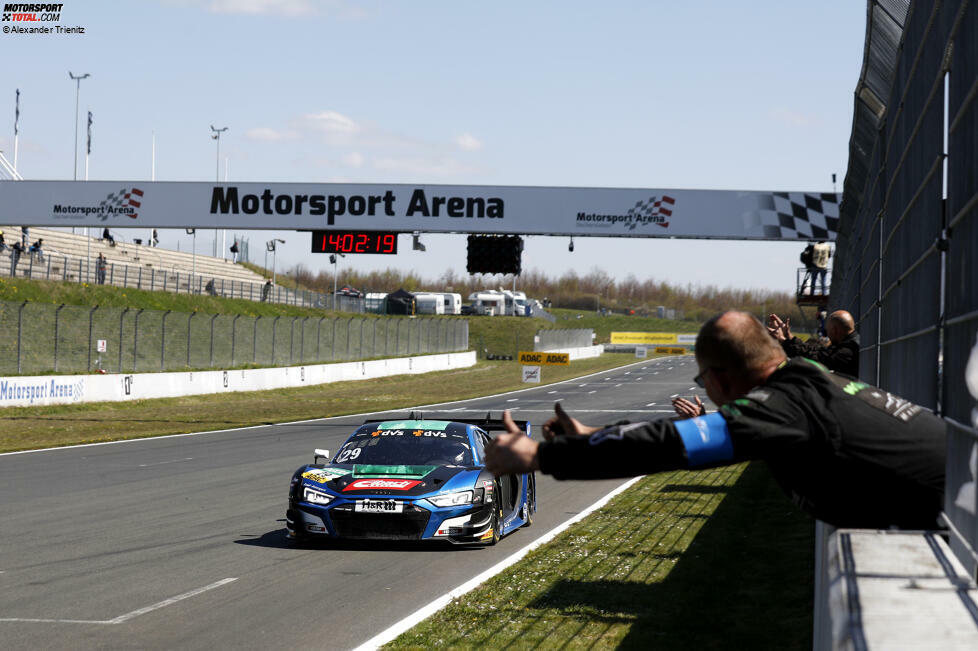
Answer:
[1, 1, 866, 292]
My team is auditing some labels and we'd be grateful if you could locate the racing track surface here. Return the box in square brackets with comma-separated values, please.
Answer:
[0, 355, 706, 650]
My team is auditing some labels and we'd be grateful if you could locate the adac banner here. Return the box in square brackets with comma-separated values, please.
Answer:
[0, 181, 840, 240]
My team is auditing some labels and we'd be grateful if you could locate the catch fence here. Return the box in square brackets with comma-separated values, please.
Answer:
[0, 300, 469, 375]
[832, 0, 977, 574]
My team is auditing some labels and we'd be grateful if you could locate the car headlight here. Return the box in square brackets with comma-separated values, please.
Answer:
[303, 486, 334, 505]
[429, 490, 474, 507]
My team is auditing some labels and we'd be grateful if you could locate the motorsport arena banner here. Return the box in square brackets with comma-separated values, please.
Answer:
[0, 181, 840, 240]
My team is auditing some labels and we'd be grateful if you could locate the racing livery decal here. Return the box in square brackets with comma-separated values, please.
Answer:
[342, 478, 423, 491]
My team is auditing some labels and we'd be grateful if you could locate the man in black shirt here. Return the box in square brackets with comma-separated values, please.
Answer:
[486, 311, 945, 529]
[769, 310, 859, 377]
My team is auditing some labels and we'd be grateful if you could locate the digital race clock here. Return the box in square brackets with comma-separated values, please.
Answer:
[310, 230, 399, 254]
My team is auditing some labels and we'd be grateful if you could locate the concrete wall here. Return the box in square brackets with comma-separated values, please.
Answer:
[0, 351, 477, 408]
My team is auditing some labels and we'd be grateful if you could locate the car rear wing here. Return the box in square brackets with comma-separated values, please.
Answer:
[363, 411, 531, 438]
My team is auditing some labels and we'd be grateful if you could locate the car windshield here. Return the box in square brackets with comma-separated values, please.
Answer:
[332, 426, 474, 466]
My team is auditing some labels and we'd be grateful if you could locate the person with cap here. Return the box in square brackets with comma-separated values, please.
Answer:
[768, 310, 860, 377]
[486, 311, 945, 530]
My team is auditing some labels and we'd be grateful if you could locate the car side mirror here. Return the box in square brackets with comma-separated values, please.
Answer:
[314, 449, 330, 464]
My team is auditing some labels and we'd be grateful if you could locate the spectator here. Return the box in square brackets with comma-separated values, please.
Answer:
[812, 241, 831, 295]
[103, 228, 115, 246]
[768, 310, 859, 377]
[0, 230, 6, 251]
[205, 279, 216, 296]
[96, 253, 107, 285]
[28, 238, 44, 263]
[152, 229, 159, 247]
[486, 311, 945, 530]
[230, 240, 239, 263]
[261, 279, 272, 302]
[10, 241, 23, 276]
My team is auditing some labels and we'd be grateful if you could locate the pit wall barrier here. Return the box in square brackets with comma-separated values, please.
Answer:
[546, 344, 604, 360]
[0, 351, 477, 408]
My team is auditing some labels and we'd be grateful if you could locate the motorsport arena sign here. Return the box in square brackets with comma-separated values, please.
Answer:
[0, 181, 841, 240]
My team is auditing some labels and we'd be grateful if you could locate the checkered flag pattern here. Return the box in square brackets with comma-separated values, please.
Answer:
[99, 188, 144, 219]
[626, 195, 674, 229]
[754, 192, 839, 239]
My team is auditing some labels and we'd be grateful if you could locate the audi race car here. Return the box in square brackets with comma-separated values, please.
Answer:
[286, 413, 536, 545]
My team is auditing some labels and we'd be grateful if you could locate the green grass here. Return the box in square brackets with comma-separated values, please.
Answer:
[387, 462, 814, 650]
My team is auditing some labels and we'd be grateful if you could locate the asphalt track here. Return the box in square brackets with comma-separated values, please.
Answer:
[0, 355, 707, 650]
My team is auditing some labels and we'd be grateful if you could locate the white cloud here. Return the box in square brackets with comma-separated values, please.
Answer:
[343, 151, 365, 168]
[769, 108, 822, 127]
[245, 127, 299, 142]
[301, 111, 360, 135]
[372, 156, 479, 178]
[454, 133, 482, 152]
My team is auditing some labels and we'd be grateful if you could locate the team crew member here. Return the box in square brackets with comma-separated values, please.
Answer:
[769, 310, 860, 377]
[487, 311, 945, 530]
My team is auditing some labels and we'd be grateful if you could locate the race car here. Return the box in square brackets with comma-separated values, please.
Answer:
[286, 412, 536, 545]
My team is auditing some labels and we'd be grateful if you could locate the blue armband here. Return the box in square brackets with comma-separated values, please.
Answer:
[674, 412, 734, 468]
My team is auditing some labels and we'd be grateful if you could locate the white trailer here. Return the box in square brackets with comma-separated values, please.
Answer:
[415, 293, 446, 315]
[468, 291, 506, 316]
[436, 292, 462, 315]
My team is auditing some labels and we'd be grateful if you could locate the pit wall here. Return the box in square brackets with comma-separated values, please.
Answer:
[0, 351, 477, 408]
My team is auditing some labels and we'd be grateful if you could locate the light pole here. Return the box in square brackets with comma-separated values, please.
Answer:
[211, 125, 227, 258]
[329, 253, 345, 296]
[69, 71, 90, 181]
[267, 238, 285, 284]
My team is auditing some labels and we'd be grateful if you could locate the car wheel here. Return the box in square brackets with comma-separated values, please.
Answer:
[484, 487, 502, 546]
[523, 475, 535, 527]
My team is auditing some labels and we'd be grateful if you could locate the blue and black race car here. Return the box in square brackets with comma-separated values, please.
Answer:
[286, 413, 536, 545]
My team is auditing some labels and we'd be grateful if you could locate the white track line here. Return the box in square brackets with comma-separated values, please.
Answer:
[2, 357, 681, 458]
[351, 477, 642, 651]
[0, 578, 237, 625]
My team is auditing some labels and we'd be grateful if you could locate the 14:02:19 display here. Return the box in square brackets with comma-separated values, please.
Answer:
[311, 230, 399, 254]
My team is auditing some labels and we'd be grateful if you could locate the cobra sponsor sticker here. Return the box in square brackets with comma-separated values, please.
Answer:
[302, 468, 351, 483]
[343, 478, 422, 491]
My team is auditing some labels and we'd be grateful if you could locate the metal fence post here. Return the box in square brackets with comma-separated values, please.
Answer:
[317, 317, 325, 361]
[62, 256, 67, 281]
[109, 263, 114, 286]
[16, 301, 27, 373]
[123, 264, 128, 288]
[272, 316, 280, 365]
[118, 307, 129, 372]
[150, 268, 155, 291]
[331, 317, 337, 360]
[346, 317, 354, 359]
[187, 312, 195, 367]
[133, 308, 143, 372]
[87, 305, 99, 371]
[161, 310, 171, 371]
[289, 317, 296, 365]
[210, 314, 218, 367]
[231, 314, 241, 366]
[53, 303, 66, 372]
[253, 316, 260, 364]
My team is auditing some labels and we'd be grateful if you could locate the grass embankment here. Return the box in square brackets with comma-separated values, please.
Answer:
[0, 354, 643, 453]
[389, 463, 814, 650]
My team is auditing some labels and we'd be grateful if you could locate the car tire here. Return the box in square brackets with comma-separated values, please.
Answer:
[485, 486, 502, 546]
[523, 474, 535, 527]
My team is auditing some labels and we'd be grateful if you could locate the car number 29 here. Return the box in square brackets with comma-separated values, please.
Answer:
[335, 447, 362, 463]
[355, 499, 402, 513]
